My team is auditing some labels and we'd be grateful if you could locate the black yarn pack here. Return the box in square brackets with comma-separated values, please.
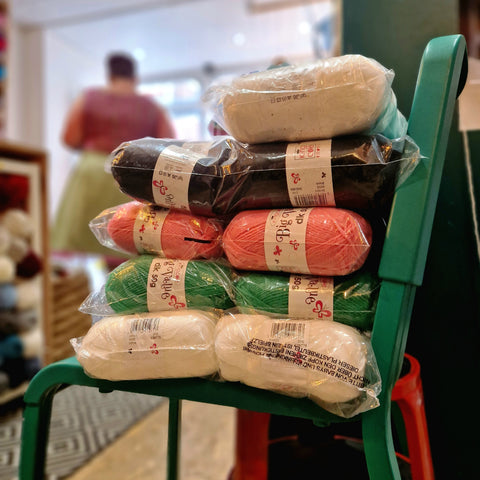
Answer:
[110, 135, 407, 217]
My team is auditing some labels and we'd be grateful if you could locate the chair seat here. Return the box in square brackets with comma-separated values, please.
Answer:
[24, 355, 346, 426]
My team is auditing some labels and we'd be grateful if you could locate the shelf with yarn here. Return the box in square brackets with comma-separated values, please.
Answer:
[0, 140, 50, 404]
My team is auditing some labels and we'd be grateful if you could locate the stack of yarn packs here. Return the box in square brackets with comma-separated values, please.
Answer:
[0, 206, 44, 396]
[73, 54, 421, 418]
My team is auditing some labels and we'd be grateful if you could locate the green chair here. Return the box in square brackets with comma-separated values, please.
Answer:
[18, 34, 467, 480]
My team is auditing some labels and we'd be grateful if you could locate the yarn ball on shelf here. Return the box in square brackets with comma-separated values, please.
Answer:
[0, 225, 11, 254]
[1, 357, 42, 388]
[0, 309, 37, 335]
[0, 334, 23, 360]
[0, 255, 15, 282]
[0, 174, 29, 213]
[7, 236, 29, 263]
[16, 279, 41, 311]
[16, 250, 43, 278]
[2, 208, 33, 239]
[0, 283, 17, 310]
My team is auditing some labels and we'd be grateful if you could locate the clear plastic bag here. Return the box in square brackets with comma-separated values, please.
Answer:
[109, 135, 420, 217]
[89, 201, 224, 259]
[71, 309, 219, 381]
[222, 207, 372, 276]
[215, 311, 381, 418]
[79, 256, 235, 316]
[232, 269, 380, 331]
[203, 54, 407, 144]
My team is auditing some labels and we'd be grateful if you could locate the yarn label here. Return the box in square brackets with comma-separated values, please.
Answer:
[242, 321, 367, 389]
[124, 316, 163, 355]
[288, 275, 334, 319]
[285, 140, 335, 207]
[264, 208, 312, 273]
[133, 207, 169, 254]
[152, 145, 199, 211]
[147, 258, 188, 311]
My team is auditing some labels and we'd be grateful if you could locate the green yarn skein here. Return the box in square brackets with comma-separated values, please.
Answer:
[105, 255, 235, 314]
[232, 270, 380, 330]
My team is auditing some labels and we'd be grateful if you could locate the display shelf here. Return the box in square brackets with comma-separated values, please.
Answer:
[0, 140, 50, 404]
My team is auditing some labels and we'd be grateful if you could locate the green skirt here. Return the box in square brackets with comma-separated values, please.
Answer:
[51, 151, 131, 256]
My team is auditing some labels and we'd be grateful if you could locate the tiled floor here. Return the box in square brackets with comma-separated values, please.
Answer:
[66, 399, 236, 480]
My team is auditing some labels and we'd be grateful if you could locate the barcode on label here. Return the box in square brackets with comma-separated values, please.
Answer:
[292, 193, 330, 206]
[130, 318, 160, 334]
[270, 322, 306, 341]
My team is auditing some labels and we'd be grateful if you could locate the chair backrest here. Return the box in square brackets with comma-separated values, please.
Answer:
[369, 34, 467, 405]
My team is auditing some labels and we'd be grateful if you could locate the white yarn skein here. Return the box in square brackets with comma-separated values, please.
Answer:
[2, 209, 33, 239]
[218, 55, 393, 144]
[74, 310, 218, 381]
[19, 327, 44, 358]
[0, 255, 15, 282]
[16, 279, 41, 310]
[7, 236, 29, 263]
[0, 226, 11, 255]
[215, 314, 369, 405]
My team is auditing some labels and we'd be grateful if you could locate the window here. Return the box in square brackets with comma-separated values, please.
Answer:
[139, 78, 208, 140]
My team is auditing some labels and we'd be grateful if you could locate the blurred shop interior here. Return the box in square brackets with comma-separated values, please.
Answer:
[0, 1, 479, 480]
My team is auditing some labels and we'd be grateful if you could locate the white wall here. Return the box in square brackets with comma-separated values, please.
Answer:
[44, 30, 103, 221]
[7, 24, 44, 147]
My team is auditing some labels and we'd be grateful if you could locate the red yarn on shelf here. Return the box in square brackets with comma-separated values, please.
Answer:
[0, 174, 29, 213]
[223, 207, 372, 276]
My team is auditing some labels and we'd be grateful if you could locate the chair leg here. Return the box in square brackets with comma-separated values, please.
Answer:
[167, 398, 182, 480]
[392, 353, 434, 480]
[362, 400, 402, 480]
[19, 384, 62, 480]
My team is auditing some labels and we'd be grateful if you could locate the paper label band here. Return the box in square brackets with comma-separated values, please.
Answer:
[288, 275, 334, 319]
[133, 207, 169, 254]
[264, 208, 312, 273]
[147, 258, 188, 311]
[126, 316, 161, 354]
[152, 145, 199, 211]
[285, 140, 335, 207]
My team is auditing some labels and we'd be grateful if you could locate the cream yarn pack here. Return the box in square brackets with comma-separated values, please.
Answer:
[205, 54, 406, 144]
[215, 313, 381, 418]
[72, 310, 218, 381]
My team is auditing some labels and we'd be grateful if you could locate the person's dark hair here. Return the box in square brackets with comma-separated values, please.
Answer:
[107, 53, 136, 79]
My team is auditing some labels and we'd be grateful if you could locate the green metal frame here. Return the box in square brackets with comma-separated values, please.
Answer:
[18, 34, 467, 480]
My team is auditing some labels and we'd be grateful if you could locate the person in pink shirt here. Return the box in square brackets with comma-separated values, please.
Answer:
[52, 52, 176, 258]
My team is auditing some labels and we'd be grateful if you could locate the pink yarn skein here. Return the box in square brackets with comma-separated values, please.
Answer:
[107, 202, 224, 260]
[223, 207, 372, 276]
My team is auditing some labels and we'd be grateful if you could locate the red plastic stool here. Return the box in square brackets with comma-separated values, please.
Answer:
[230, 410, 270, 480]
[230, 353, 434, 480]
[391, 353, 434, 480]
